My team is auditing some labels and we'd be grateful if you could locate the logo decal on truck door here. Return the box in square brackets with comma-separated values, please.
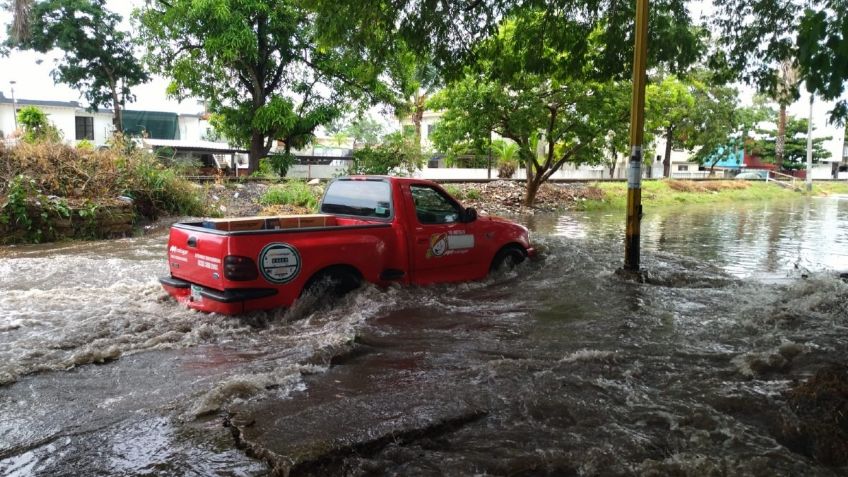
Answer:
[426, 232, 475, 258]
[258, 243, 301, 284]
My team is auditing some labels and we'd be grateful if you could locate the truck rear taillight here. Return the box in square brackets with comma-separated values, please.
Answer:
[224, 255, 258, 281]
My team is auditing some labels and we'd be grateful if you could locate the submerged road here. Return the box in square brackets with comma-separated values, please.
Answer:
[1, 196, 848, 476]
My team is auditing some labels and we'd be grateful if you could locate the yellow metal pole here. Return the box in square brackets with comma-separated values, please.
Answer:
[624, 0, 649, 272]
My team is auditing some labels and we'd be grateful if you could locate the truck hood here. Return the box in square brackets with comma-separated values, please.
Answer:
[480, 215, 517, 225]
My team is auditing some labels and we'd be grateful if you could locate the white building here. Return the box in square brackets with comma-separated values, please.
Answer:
[0, 92, 215, 147]
[0, 93, 114, 145]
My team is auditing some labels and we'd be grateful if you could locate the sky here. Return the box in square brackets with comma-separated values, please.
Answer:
[0, 1, 845, 159]
[0, 0, 201, 114]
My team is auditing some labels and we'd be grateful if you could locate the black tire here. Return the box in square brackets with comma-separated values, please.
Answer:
[301, 267, 362, 299]
[490, 246, 527, 273]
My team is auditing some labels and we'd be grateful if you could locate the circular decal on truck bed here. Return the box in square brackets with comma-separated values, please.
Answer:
[258, 243, 301, 284]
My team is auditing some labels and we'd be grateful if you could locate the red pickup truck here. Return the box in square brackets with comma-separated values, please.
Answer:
[160, 176, 535, 315]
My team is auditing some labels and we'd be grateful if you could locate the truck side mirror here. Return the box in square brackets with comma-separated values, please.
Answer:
[461, 207, 478, 223]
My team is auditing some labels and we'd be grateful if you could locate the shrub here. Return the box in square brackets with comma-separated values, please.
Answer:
[120, 154, 207, 217]
[0, 141, 207, 227]
[76, 139, 94, 151]
[492, 139, 519, 178]
[252, 158, 280, 179]
[260, 181, 319, 209]
[443, 184, 464, 199]
[17, 106, 62, 144]
[269, 152, 296, 177]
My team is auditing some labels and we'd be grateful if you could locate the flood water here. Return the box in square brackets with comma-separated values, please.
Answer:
[1, 196, 847, 476]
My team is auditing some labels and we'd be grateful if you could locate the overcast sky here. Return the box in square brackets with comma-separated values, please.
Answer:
[0, 1, 844, 158]
[0, 0, 200, 113]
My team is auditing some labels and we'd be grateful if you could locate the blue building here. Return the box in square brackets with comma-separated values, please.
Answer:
[706, 144, 745, 170]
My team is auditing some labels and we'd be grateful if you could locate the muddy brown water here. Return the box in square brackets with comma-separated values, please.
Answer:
[1, 196, 847, 476]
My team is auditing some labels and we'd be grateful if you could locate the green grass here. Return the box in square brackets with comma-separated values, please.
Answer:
[813, 181, 848, 195]
[443, 184, 464, 199]
[579, 180, 808, 211]
[260, 180, 320, 209]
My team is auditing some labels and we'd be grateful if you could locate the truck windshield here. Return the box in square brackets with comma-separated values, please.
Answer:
[320, 179, 392, 218]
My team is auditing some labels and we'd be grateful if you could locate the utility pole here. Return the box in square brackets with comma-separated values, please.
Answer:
[10, 80, 18, 132]
[805, 90, 814, 192]
[623, 0, 649, 273]
[487, 134, 492, 180]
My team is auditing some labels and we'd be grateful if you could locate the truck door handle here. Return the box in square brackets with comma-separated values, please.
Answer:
[187, 236, 197, 248]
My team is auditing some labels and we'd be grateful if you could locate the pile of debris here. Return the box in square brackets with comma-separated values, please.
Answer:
[449, 181, 605, 216]
[203, 182, 271, 217]
[208, 179, 607, 219]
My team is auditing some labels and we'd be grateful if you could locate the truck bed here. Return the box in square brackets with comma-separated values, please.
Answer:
[177, 214, 388, 235]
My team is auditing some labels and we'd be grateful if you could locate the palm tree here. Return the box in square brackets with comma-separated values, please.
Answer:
[774, 61, 800, 170]
[11, 0, 34, 41]
[492, 139, 520, 178]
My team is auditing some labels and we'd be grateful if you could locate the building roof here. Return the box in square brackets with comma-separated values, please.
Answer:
[0, 91, 84, 109]
[0, 93, 203, 118]
[143, 138, 247, 154]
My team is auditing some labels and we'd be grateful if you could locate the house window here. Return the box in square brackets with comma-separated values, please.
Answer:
[427, 123, 437, 136]
[75, 116, 94, 140]
[677, 165, 689, 171]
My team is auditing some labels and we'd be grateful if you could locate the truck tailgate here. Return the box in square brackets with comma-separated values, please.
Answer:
[166, 225, 228, 290]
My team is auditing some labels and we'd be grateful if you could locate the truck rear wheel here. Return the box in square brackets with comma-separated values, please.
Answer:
[302, 266, 362, 299]
[490, 245, 527, 273]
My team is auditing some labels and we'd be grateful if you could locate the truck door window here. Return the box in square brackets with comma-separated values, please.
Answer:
[410, 185, 460, 224]
[320, 179, 392, 218]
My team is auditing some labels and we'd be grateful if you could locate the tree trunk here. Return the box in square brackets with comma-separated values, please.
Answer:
[110, 84, 122, 134]
[412, 107, 424, 151]
[521, 145, 536, 206]
[608, 145, 618, 178]
[663, 126, 673, 178]
[524, 177, 542, 207]
[248, 132, 268, 174]
[775, 103, 787, 170]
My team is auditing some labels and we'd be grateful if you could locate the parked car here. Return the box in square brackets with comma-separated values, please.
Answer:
[160, 176, 536, 314]
[735, 170, 768, 180]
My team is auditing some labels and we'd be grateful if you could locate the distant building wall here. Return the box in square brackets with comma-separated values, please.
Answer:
[1, 95, 207, 146]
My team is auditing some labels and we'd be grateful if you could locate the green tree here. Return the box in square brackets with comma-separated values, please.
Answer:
[346, 116, 384, 149]
[749, 116, 832, 168]
[601, 127, 629, 179]
[349, 132, 423, 175]
[430, 14, 633, 206]
[646, 75, 696, 177]
[645, 71, 745, 176]
[686, 80, 741, 174]
[737, 97, 775, 151]
[137, 0, 395, 174]
[393, 51, 441, 151]
[712, 0, 848, 122]
[313, 0, 701, 84]
[11, 0, 149, 132]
